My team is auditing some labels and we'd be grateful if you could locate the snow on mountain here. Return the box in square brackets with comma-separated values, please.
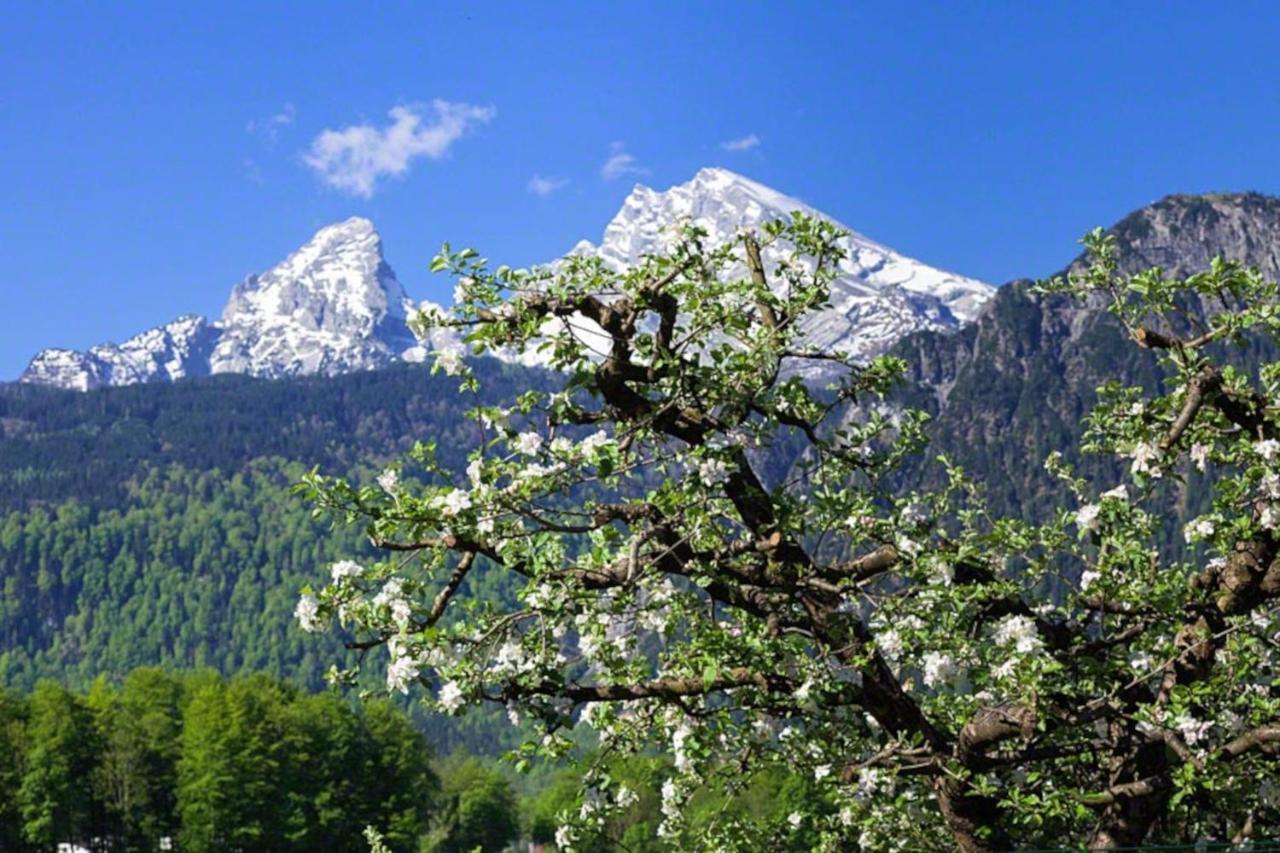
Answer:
[19, 218, 456, 390]
[209, 216, 422, 378]
[20, 315, 218, 391]
[573, 167, 993, 360]
[18, 169, 992, 391]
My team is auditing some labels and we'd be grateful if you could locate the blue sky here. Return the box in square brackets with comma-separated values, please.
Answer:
[4, 2, 1280, 379]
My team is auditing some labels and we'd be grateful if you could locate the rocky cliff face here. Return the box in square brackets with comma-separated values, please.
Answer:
[889, 192, 1280, 518]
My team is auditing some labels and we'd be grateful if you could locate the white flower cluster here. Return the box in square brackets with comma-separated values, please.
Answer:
[698, 458, 731, 487]
[373, 577, 413, 626]
[992, 614, 1043, 655]
[1190, 442, 1211, 472]
[1184, 516, 1215, 544]
[386, 637, 425, 694]
[435, 347, 466, 376]
[516, 431, 543, 456]
[294, 594, 323, 633]
[921, 651, 961, 689]
[437, 680, 465, 713]
[1129, 441, 1162, 478]
[377, 468, 399, 494]
[324, 560, 361, 583]
[431, 488, 472, 518]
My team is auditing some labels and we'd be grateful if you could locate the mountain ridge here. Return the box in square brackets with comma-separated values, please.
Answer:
[19, 168, 994, 390]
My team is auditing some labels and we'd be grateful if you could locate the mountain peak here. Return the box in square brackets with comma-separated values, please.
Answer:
[1079, 191, 1280, 281]
[585, 168, 994, 359]
[210, 218, 417, 378]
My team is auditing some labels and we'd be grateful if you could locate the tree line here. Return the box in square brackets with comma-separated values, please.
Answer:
[0, 668, 438, 852]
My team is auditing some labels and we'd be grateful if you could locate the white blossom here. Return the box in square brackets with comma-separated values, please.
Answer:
[922, 652, 960, 688]
[377, 468, 400, 494]
[698, 458, 731, 487]
[1263, 504, 1280, 531]
[438, 680, 465, 713]
[672, 720, 695, 772]
[1129, 441, 1162, 477]
[329, 559, 364, 582]
[294, 594, 323, 632]
[466, 458, 484, 486]
[1172, 713, 1212, 746]
[895, 533, 922, 558]
[1101, 484, 1130, 501]
[1076, 503, 1101, 533]
[1256, 439, 1280, 461]
[992, 659, 1018, 680]
[928, 557, 954, 586]
[580, 430, 611, 455]
[435, 347, 465, 376]
[878, 629, 904, 662]
[787, 812, 803, 829]
[1190, 443, 1211, 472]
[435, 489, 472, 517]
[992, 614, 1043, 654]
[900, 502, 929, 526]
[1263, 474, 1280, 500]
[660, 779, 681, 821]
[555, 825, 575, 849]
[373, 578, 410, 626]
[813, 764, 832, 782]
[515, 431, 543, 456]
[386, 655, 419, 694]
[453, 276, 474, 305]
[1184, 517, 1215, 544]
[615, 785, 638, 809]
[1080, 569, 1101, 591]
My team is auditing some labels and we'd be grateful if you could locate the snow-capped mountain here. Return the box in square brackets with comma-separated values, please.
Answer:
[21, 315, 219, 391]
[573, 167, 993, 359]
[210, 217, 421, 378]
[19, 169, 993, 391]
[20, 218, 448, 391]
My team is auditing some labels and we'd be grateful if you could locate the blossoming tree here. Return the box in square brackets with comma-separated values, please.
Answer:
[297, 219, 1280, 850]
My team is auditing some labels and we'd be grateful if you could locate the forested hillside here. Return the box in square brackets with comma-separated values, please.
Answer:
[0, 361, 557, 754]
[0, 359, 556, 511]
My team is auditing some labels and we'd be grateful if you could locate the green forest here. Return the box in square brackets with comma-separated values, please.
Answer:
[0, 668, 436, 852]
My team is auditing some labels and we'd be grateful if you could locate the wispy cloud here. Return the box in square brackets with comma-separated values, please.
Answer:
[600, 141, 647, 181]
[246, 103, 296, 144]
[303, 100, 496, 198]
[720, 133, 760, 152]
[527, 174, 569, 196]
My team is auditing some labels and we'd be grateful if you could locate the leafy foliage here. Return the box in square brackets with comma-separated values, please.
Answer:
[303, 218, 1280, 849]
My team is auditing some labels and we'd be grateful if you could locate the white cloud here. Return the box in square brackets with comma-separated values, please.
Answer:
[304, 100, 496, 198]
[601, 141, 647, 180]
[720, 133, 760, 152]
[527, 174, 569, 196]
[247, 103, 296, 144]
